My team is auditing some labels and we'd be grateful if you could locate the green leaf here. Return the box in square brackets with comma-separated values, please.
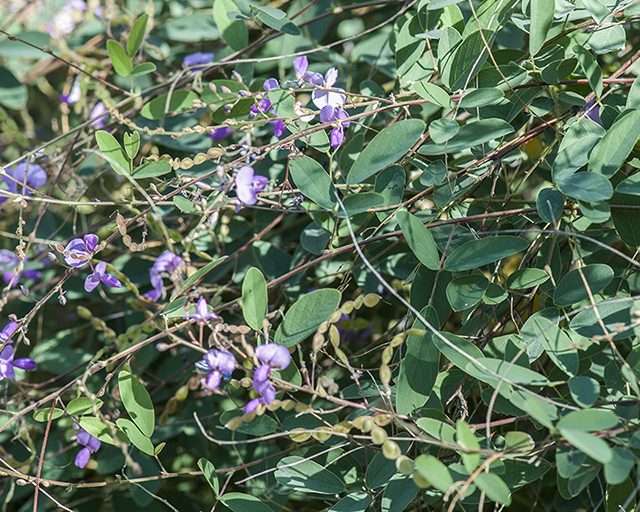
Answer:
[419, 118, 514, 155]
[123, 132, 140, 160]
[432, 331, 484, 374]
[446, 275, 488, 311]
[536, 188, 564, 223]
[444, 236, 529, 271]
[0, 31, 50, 58]
[588, 24, 625, 54]
[397, 211, 440, 270]
[198, 458, 219, 497]
[573, 46, 602, 98]
[118, 370, 155, 437]
[414, 455, 454, 493]
[553, 264, 614, 307]
[173, 195, 196, 213]
[336, 192, 385, 217]
[557, 409, 618, 431]
[456, 420, 481, 472]
[459, 88, 504, 108]
[588, 110, 640, 177]
[482, 282, 507, 305]
[607, 478, 637, 512]
[329, 492, 371, 512]
[521, 315, 578, 376]
[417, 417, 457, 445]
[301, 223, 330, 255]
[267, 88, 295, 118]
[107, 40, 132, 77]
[66, 397, 103, 416]
[33, 408, 64, 422]
[506, 268, 549, 290]
[396, 306, 440, 414]
[395, 15, 426, 77]
[558, 427, 612, 463]
[447, 30, 493, 91]
[381, 474, 419, 512]
[348, 120, 425, 184]
[413, 81, 452, 108]
[127, 14, 148, 57]
[568, 377, 599, 408]
[131, 62, 157, 77]
[175, 257, 226, 296]
[541, 58, 577, 84]
[163, 14, 220, 41]
[469, 357, 550, 386]
[242, 267, 268, 331]
[275, 289, 341, 347]
[570, 298, 635, 341]
[140, 91, 199, 120]
[556, 447, 586, 478]
[616, 173, 640, 195]
[95, 131, 132, 177]
[116, 418, 154, 455]
[213, 0, 248, 51]
[76, 417, 117, 445]
[556, 172, 613, 202]
[255, 11, 300, 35]
[275, 456, 346, 494]
[132, 160, 172, 179]
[375, 165, 405, 220]
[289, 156, 337, 210]
[0, 67, 27, 110]
[611, 192, 640, 248]
[429, 118, 459, 144]
[626, 76, 640, 110]
[552, 118, 604, 180]
[220, 492, 272, 512]
[474, 472, 511, 505]
[530, 0, 554, 55]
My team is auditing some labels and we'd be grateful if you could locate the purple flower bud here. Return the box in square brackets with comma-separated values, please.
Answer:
[13, 357, 36, 370]
[582, 98, 601, 125]
[0, 321, 18, 344]
[75, 446, 91, 469]
[256, 343, 291, 370]
[209, 127, 234, 140]
[183, 52, 214, 71]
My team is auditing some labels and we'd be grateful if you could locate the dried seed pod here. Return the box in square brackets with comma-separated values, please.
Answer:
[238, 325, 251, 334]
[172, 158, 181, 170]
[229, 379, 241, 389]
[180, 158, 194, 170]
[281, 400, 295, 411]
[104, 329, 117, 342]
[328, 325, 340, 347]
[341, 301, 355, 314]
[380, 363, 392, 385]
[354, 296, 364, 310]
[390, 334, 405, 348]
[294, 403, 310, 413]
[333, 421, 352, 434]
[312, 333, 325, 352]
[318, 321, 329, 334]
[77, 306, 92, 320]
[227, 325, 239, 334]
[364, 293, 381, 308]
[207, 147, 225, 159]
[405, 328, 426, 336]
[175, 385, 189, 401]
[374, 414, 391, 426]
[91, 317, 107, 331]
[267, 399, 281, 411]
[312, 426, 332, 442]
[329, 310, 342, 324]
[242, 410, 256, 423]
[381, 346, 393, 365]
[129, 242, 139, 252]
[382, 440, 401, 460]
[371, 426, 388, 445]
[226, 416, 243, 430]
[335, 347, 349, 367]
[166, 398, 177, 414]
[240, 377, 252, 388]
[123, 234, 132, 247]
[194, 153, 208, 165]
[188, 376, 200, 390]
[289, 428, 311, 442]
[116, 213, 127, 235]
[396, 456, 414, 475]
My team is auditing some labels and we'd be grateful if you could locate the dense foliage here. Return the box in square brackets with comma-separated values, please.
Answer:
[2, 0, 640, 511]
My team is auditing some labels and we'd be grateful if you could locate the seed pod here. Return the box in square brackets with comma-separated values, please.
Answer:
[194, 153, 208, 165]
[207, 147, 225, 159]
[374, 414, 391, 425]
[159, 411, 168, 426]
[329, 310, 342, 323]
[341, 301, 354, 314]
[371, 426, 388, 445]
[318, 321, 329, 334]
[333, 421, 352, 434]
[180, 158, 194, 170]
[116, 213, 127, 235]
[127, 325, 142, 339]
[91, 317, 106, 331]
[382, 440, 401, 460]
[267, 399, 281, 411]
[381, 346, 393, 365]
[240, 377, 252, 388]
[312, 426, 332, 442]
[229, 379, 241, 389]
[289, 428, 311, 442]
[405, 328, 426, 336]
[166, 398, 177, 414]
[172, 158, 181, 170]
[142, 322, 155, 333]
[364, 293, 381, 308]
[380, 363, 392, 385]
[360, 416, 374, 433]
[396, 455, 414, 475]
[281, 400, 295, 411]
[129, 242, 139, 252]
[294, 403, 310, 413]
[312, 333, 325, 352]
[123, 234, 132, 247]
[238, 325, 251, 334]
[412, 472, 431, 489]
[390, 334, 405, 347]
[226, 416, 243, 430]
[354, 296, 364, 310]
[335, 347, 350, 367]
[242, 410, 256, 423]
[104, 329, 117, 342]
[175, 385, 189, 401]
[188, 376, 200, 390]
[77, 305, 92, 320]
[328, 325, 340, 347]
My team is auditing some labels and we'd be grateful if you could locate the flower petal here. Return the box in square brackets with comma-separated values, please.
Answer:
[101, 273, 122, 288]
[243, 397, 261, 414]
[320, 105, 335, 123]
[84, 234, 98, 253]
[75, 447, 91, 469]
[13, 358, 36, 370]
[84, 272, 101, 292]
[0, 321, 18, 344]
[236, 166, 258, 205]
[205, 370, 222, 389]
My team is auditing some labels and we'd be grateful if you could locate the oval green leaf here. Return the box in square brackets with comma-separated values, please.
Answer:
[95, 130, 132, 177]
[537, 188, 565, 223]
[429, 118, 459, 144]
[242, 267, 268, 331]
[289, 156, 337, 210]
[414, 454, 454, 493]
[76, 416, 117, 445]
[446, 274, 488, 311]
[127, 14, 148, 57]
[419, 118, 514, 155]
[554, 263, 614, 307]
[116, 418, 154, 455]
[506, 268, 549, 290]
[66, 397, 103, 416]
[221, 492, 273, 512]
[140, 91, 199, 120]
[413, 81, 452, 108]
[275, 456, 346, 494]
[588, 110, 640, 177]
[33, 407, 64, 422]
[459, 88, 504, 108]
[397, 211, 440, 270]
[118, 370, 155, 437]
[521, 315, 578, 376]
[107, 40, 132, 77]
[132, 160, 172, 179]
[444, 236, 529, 272]
[198, 458, 219, 497]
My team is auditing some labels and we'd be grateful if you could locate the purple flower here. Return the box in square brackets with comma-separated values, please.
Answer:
[209, 127, 234, 140]
[582, 98, 601, 125]
[0, 345, 36, 381]
[0, 162, 47, 204]
[250, 79, 287, 137]
[183, 52, 214, 71]
[235, 166, 269, 206]
[0, 321, 18, 344]
[320, 105, 350, 147]
[312, 68, 346, 110]
[0, 250, 42, 288]
[60, 77, 82, 105]
[144, 251, 183, 302]
[84, 261, 122, 292]
[74, 428, 101, 469]
[196, 349, 236, 389]
[293, 56, 323, 85]
[63, 234, 98, 268]
[184, 296, 219, 324]
[89, 102, 108, 129]
[47, 0, 87, 38]
[243, 343, 290, 413]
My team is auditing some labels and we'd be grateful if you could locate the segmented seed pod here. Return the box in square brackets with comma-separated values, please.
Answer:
[396, 455, 414, 475]
[354, 296, 364, 310]
[382, 440, 401, 460]
[175, 385, 189, 401]
[289, 428, 311, 442]
[335, 347, 350, 367]
[374, 414, 391, 425]
[207, 148, 225, 159]
[91, 317, 107, 331]
[146, 155, 159, 162]
[180, 158, 194, 170]
[341, 301, 354, 314]
[240, 377, 252, 388]
[159, 411, 168, 426]
[267, 399, 281, 411]
[130, 242, 139, 252]
[294, 403, 310, 413]
[371, 426, 388, 445]
[328, 325, 340, 347]
[226, 416, 243, 430]
[329, 310, 342, 323]
[312, 426, 332, 442]
[123, 234, 132, 247]
[405, 328, 426, 336]
[188, 376, 200, 390]
[364, 293, 381, 308]
[313, 333, 325, 352]
[242, 410, 256, 423]
[380, 363, 392, 385]
[381, 346, 393, 365]
[165, 398, 177, 414]
[360, 416, 374, 433]
[104, 329, 117, 342]
[281, 400, 295, 411]
[333, 421, 352, 434]
[390, 333, 405, 348]
[194, 153, 208, 165]
[127, 325, 142, 339]
[116, 213, 127, 235]
[238, 325, 251, 334]
[77, 305, 92, 320]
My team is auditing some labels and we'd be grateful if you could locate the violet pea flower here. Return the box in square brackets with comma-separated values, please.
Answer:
[63, 234, 98, 268]
[0, 321, 18, 344]
[89, 102, 109, 129]
[582, 98, 601, 125]
[0, 345, 36, 381]
[60, 76, 82, 105]
[243, 343, 290, 413]
[183, 52, 214, 71]
[312, 68, 346, 110]
[84, 261, 122, 292]
[320, 105, 350, 148]
[250, 79, 286, 137]
[293, 56, 323, 86]
[255, 343, 291, 370]
[196, 349, 236, 389]
[0, 162, 47, 204]
[235, 166, 269, 206]
[0, 250, 42, 288]
[144, 251, 183, 302]
[184, 296, 219, 324]
[209, 127, 234, 140]
[74, 428, 101, 469]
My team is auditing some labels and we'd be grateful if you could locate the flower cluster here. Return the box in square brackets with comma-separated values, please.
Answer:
[235, 166, 269, 207]
[74, 427, 101, 469]
[0, 321, 36, 381]
[61, 234, 121, 292]
[0, 162, 48, 204]
[244, 343, 291, 413]
[196, 349, 236, 390]
[0, 250, 41, 288]
[144, 251, 183, 302]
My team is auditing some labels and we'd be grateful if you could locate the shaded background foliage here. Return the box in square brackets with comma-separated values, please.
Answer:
[2, 0, 640, 511]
